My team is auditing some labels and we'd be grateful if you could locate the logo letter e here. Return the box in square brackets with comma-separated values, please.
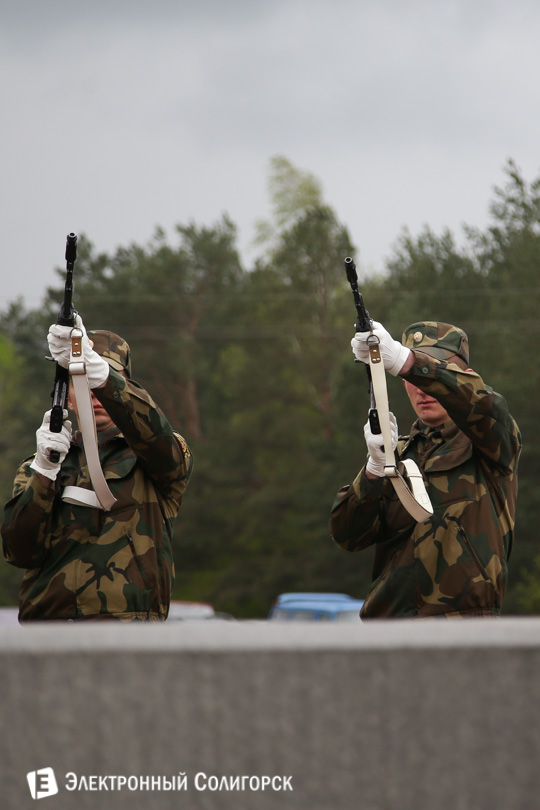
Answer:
[27, 767, 59, 800]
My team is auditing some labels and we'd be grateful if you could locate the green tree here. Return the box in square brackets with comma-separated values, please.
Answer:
[2, 157, 540, 617]
[462, 161, 540, 611]
[356, 160, 540, 613]
[192, 159, 370, 614]
[0, 331, 37, 603]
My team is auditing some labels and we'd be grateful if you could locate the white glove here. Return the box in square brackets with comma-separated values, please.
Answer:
[47, 315, 109, 389]
[30, 410, 73, 481]
[351, 321, 411, 376]
[364, 412, 399, 477]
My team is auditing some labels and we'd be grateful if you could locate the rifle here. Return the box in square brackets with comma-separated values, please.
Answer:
[343, 256, 381, 435]
[49, 233, 78, 461]
[343, 257, 434, 520]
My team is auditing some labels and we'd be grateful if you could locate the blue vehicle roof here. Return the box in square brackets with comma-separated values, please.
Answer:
[269, 592, 365, 616]
[274, 592, 362, 605]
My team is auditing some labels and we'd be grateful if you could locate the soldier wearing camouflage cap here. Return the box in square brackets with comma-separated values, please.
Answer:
[1, 317, 193, 622]
[330, 318, 521, 619]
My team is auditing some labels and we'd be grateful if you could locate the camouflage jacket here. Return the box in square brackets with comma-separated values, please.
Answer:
[1, 370, 193, 622]
[330, 352, 521, 618]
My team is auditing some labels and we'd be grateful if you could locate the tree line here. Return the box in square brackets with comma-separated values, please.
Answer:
[1, 156, 540, 616]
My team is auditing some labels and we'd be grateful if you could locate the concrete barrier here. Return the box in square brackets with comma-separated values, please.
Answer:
[1, 618, 540, 809]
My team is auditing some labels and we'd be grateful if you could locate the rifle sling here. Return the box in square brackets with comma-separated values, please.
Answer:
[367, 339, 433, 523]
[61, 330, 117, 512]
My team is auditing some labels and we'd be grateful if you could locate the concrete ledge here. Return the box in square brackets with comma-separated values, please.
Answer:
[4, 614, 540, 651]
[2, 619, 540, 809]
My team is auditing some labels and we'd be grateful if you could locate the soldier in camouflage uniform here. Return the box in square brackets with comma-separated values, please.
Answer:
[330, 321, 521, 618]
[1, 321, 193, 622]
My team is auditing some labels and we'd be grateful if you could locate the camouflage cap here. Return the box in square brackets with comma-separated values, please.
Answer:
[402, 321, 469, 369]
[87, 330, 132, 378]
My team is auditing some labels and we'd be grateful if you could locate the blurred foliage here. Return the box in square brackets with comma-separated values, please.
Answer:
[1, 156, 540, 616]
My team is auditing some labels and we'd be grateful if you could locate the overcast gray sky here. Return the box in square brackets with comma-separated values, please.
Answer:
[1, 0, 539, 308]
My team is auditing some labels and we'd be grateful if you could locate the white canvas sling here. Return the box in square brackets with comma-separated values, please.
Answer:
[366, 334, 433, 523]
[61, 328, 117, 511]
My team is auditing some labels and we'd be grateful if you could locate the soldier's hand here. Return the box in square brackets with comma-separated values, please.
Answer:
[48, 315, 109, 388]
[47, 319, 78, 368]
[351, 321, 411, 376]
[364, 412, 398, 477]
[30, 410, 73, 481]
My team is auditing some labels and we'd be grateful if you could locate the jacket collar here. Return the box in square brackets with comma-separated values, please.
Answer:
[405, 419, 472, 471]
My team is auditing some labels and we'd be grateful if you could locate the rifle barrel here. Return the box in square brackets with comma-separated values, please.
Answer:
[49, 233, 78, 452]
[343, 256, 381, 436]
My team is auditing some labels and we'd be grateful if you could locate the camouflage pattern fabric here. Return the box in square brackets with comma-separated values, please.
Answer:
[402, 321, 469, 369]
[330, 349, 521, 618]
[87, 329, 132, 377]
[1, 370, 193, 622]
